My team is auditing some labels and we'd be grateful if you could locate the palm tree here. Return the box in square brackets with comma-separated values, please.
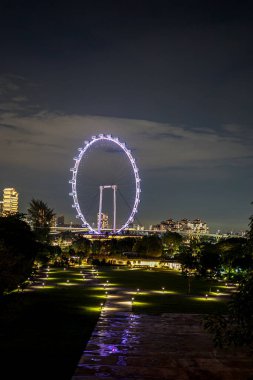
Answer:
[27, 199, 55, 242]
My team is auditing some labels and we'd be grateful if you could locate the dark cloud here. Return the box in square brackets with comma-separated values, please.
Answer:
[0, 123, 23, 131]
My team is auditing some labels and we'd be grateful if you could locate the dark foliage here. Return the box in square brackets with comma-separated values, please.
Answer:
[204, 274, 253, 350]
[0, 214, 37, 295]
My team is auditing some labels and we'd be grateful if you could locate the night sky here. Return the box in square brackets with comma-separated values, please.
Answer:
[1, 0, 253, 233]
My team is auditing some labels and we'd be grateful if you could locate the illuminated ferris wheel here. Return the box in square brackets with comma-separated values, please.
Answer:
[69, 134, 141, 234]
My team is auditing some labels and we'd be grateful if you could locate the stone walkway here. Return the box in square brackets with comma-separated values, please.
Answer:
[71, 280, 253, 380]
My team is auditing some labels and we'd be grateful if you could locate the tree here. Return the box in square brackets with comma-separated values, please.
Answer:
[72, 236, 91, 264]
[162, 231, 183, 256]
[204, 203, 253, 349]
[27, 199, 55, 242]
[204, 274, 253, 349]
[91, 239, 102, 255]
[133, 235, 163, 258]
[0, 214, 37, 295]
[117, 237, 136, 254]
[217, 237, 248, 280]
[72, 236, 91, 255]
[177, 245, 198, 294]
[198, 242, 221, 278]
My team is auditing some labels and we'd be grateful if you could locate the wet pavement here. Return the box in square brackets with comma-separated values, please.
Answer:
[72, 282, 253, 380]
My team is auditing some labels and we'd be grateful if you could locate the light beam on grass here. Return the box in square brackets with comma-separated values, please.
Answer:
[192, 296, 222, 302]
[57, 282, 79, 286]
[131, 301, 153, 307]
[152, 290, 178, 295]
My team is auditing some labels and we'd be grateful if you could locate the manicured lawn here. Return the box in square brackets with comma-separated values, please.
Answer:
[0, 264, 232, 379]
[96, 266, 231, 314]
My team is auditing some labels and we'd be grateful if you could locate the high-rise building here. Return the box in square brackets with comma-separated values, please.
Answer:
[2, 188, 19, 216]
[97, 212, 109, 229]
[57, 215, 65, 226]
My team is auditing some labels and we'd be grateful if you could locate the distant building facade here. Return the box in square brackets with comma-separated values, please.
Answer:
[2, 188, 19, 216]
[57, 215, 65, 226]
[151, 217, 209, 234]
[97, 213, 109, 229]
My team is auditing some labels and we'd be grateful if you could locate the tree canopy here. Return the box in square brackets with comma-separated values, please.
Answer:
[27, 199, 55, 242]
[0, 214, 37, 295]
[133, 235, 163, 258]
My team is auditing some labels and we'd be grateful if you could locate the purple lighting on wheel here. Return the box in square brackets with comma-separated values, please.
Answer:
[69, 134, 141, 234]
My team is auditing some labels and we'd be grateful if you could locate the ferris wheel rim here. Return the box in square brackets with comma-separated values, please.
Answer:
[69, 134, 141, 234]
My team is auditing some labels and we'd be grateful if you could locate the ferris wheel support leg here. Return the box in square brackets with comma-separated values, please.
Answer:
[113, 185, 117, 233]
[98, 186, 103, 233]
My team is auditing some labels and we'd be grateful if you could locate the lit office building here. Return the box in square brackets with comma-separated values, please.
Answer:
[2, 188, 19, 216]
[97, 212, 109, 229]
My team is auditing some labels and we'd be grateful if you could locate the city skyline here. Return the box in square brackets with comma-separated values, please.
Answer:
[1, 1, 253, 233]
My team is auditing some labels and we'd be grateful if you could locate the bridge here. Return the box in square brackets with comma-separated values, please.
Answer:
[50, 226, 245, 240]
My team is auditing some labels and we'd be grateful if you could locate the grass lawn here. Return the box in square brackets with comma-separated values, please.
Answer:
[96, 266, 232, 314]
[0, 264, 232, 379]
